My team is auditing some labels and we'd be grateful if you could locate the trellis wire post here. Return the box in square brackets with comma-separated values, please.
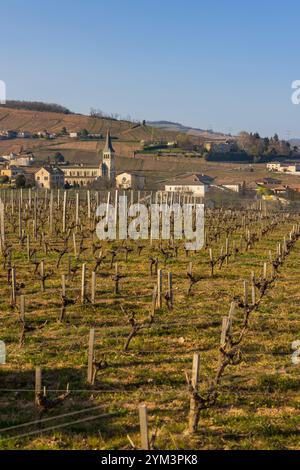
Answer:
[87, 328, 95, 384]
[188, 353, 200, 434]
[139, 404, 150, 450]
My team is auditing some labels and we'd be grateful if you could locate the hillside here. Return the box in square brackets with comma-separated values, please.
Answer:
[0, 107, 189, 143]
[148, 120, 232, 141]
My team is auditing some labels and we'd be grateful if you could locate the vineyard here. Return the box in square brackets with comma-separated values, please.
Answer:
[0, 190, 299, 450]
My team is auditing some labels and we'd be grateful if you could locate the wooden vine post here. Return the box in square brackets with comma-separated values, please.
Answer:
[139, 404, 150, 450]
[168, 271, 173, 309]
[188, 353, 200, 434]
[81, 263, 86, 304]
[35, 366, 42, 401]
[11, 267, 16, 306]
[87, 328, 95, 384]
[91, 271, 96, 304]
[62, 191, 67, 233]
[156, 269, 163, 308]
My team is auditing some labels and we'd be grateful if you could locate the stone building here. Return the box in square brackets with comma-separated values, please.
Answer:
[62, 131, 116, 187]
[116, 172, 145, 190]
[35, 166, 65, 189]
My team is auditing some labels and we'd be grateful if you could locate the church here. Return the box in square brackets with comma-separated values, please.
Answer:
[61, 131, 116, 187]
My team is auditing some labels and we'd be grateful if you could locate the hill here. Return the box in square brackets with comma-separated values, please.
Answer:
[0, 106, 191, 143]
[147, 120, 232, 141]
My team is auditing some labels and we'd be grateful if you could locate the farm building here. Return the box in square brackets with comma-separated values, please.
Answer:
[164, 174, 211, 197]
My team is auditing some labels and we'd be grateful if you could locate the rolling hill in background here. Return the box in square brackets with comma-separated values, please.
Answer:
[147, 120, 232, 140]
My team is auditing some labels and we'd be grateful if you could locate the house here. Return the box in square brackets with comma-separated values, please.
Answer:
[0, 130, 17, 139]
[2, 152, 35, 167]
[17, 131, 31, 138]
[164, 174, 211, 197]
[285, 184, 300, 194]
[69, 132, 79, 138]
[219, 183, 245, 193]
[0, 165, 24, 180]
[116, 172, 145, 190]
[88, 133, 102, 139]
[267, 162, 300, 173]
[256, 177, 282, 186]
[10, 154, 35, 167]
[35, 166, 65, 189]
[9, 155, 35, 167]
[267, 162, 281, 171]
[61, 131, 116, 186]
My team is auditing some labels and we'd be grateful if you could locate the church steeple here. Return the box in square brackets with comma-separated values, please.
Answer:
[103, 131, 115, 153]
[101, 131, 116, 181]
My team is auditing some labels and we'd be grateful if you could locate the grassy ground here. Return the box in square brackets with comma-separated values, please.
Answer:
[0, 199, 299, 450]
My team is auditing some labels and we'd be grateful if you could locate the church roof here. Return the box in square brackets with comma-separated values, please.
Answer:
[103, 131, 115, 153]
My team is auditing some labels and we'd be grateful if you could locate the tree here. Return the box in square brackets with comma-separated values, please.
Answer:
[53, 152, 65, 163]
[15, 174, 26, 188]
[79, 128, 89, 137]
[0, 175, 9, 184]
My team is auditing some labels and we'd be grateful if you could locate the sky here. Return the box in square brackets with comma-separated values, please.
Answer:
[1, 0, 300, 138]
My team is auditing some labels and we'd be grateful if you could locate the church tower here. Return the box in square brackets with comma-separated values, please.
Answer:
[101, 131, 116, 181]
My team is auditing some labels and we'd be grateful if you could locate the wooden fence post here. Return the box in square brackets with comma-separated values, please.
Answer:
[188, 353, 200, 434]
[168, 272, 173, 308]
[40, 260, 45, 292]
[91, 271, 96, 304]
[73, 233, 77, 257]
[81, 263, 86, 304]
[209, 248, 214, 277]
[20, 295, 25, 322]
[61, 274, 66, 297]
[11, 267, 16, 306]
[251, 283, 256, 306]
[156, 269, 162, 308]
[263, 262, 267, 280]
[35, 366, 42, 398]
[62, 191, 67, 233]
[220, 317, 228, 348]
[76, 192, 79, 228]
[225, 237, 229, 266]
[87, 190, 91, 219]
[139, 404, 150, 450]
[87, 328, 95, 384]
[244, 280, 249, 307]
[49, 191, 53, 235]
[0, 199, 5, 247]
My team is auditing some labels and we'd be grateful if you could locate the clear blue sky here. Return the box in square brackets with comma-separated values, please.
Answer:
[1, 0, 300, 138]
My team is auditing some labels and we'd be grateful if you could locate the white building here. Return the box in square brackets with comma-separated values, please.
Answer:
[222, 184, 242, 193]
[267, 162, 281, 171]
[165, 174, 210, 197]
[165, 182, 206, 197]
[116, 172, 145, 190]
[267, 162, 300, 173]
[2, 152, 35, 166]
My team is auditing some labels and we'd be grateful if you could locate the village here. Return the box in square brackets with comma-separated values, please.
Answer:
[1, 127, 300, 203]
